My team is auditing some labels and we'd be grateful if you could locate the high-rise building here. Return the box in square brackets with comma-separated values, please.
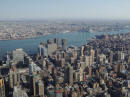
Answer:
[0, 78, 5, 97]
[54, 38, 59, 48]
[13, 70, 18, 86]
[12, 48, 24, 64]
[38, 80, 44, 97]
[90, 49, 95, 65]
[119, 64, 126, 73]
[62, 39, 66, 50]
[13, 86, 28, 97]
[42, 58, 46, 68]
[38, 39, 59, 57]
[128, 56, 130, 63]
[60, 58, 65, 67]
[6, 52, 10, 66]
[47, 86, 55, 97]
[47, 39, 52, 44]
[47, 42, 57, 56]
[79, 67, 83, 81]
[88, 66, 92, 78]
[80, 46, 84, 56]
[38, 43, 48, 57]
[9, 68, 19, 89]
[73, 71, 80, 82]
[29, 62, 41, 76]
[117, 51, 125, 61]
[9, 70, 14, 89]
[85, 55, 91, 66]
[55, 85, 63, 97]
[64, 66, 73, 85]
[97, 54, 106, 64]
[109, 51, 113, 65]
[29, 74, 38, 97]
[113, 64, 119, 73]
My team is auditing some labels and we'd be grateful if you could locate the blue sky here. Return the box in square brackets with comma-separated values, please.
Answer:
[0, 0, 130, 20]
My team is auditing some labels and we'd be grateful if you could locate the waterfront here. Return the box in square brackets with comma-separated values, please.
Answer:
[0, 30, 129, 59]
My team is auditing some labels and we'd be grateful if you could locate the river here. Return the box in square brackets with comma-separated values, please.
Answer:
[0, 30, 129, 59]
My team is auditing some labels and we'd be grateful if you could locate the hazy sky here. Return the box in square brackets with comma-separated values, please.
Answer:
[0, 0, 130, 20]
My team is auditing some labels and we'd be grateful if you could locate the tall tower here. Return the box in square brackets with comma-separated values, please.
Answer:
[54, 38, 59, 48]
[64, 66, 73, 85]
[69, 66, 73, 85]
[88, 66, 92, 78]
[109, 51, 113, 65]
[38, 42, 47, 56]
[81, 46, 84, 56]
[12, 48, 24, 64]
[90, 49, 95, 65]
[6, 52, 10, 66]
[9, 68, 18, 89]
[42, 59, 46, 69]
[47, 39, 52, 44]
[38, 80, 44, 97]
[62, 39, 66, 50]
[9, 70, 14, 89]
[29, 74, 37, 97]
[0, 78, 5, 97]
[85, 56, 90, 66]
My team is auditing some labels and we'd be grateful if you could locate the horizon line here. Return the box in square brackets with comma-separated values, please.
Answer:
[0, 18, 130, 21]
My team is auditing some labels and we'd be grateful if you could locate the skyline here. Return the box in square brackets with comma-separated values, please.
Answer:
[0, 0, 130, 20]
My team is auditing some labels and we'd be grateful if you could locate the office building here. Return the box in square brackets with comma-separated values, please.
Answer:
[38, 80, 44, 97]
[12, 48, 24, 64]
[38, 43, 48, 57]
[0, 78, 5, 97]
[47, 42, 57, 56]
[90, 49, 95, 64]
[13, 86, 28, 97]
[29, 62, 41, 75]
[62, 39, 66, 50]
[9, 70, 14, 89]
[64, 66, 73, 85]
[54, 38, 59, 48]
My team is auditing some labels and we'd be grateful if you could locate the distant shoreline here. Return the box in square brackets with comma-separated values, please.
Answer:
[0, 33, 51, 41]
[0, 31, 129, 41]
[0, 31, 88, 41]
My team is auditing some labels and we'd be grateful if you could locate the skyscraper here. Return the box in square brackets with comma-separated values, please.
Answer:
[88, 66, 92, 78]
[90, 49, 95, 65]
[13, 86, 28, 97]
[29, 62, 41, 76]
[62, 39, 66, 50]
[38, 42, 48, 57]
[118, 51, 125, 61]
[0, 78, 5, 97]
[85, 56, 90, 66]
[64, 66, 73, 85]
[38, 80, 44, 97]
[109, 51, 113, 65]
[47, 42, 57, 56]
[12, 48, 24, 64]
[47, 39, 52, 44]
[97, 54, 106, 64]
[29, 74, 37, 97]
[54, 38, 59, 48]
[81, 46, 84, 56]
[9, 70, 14, 89]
